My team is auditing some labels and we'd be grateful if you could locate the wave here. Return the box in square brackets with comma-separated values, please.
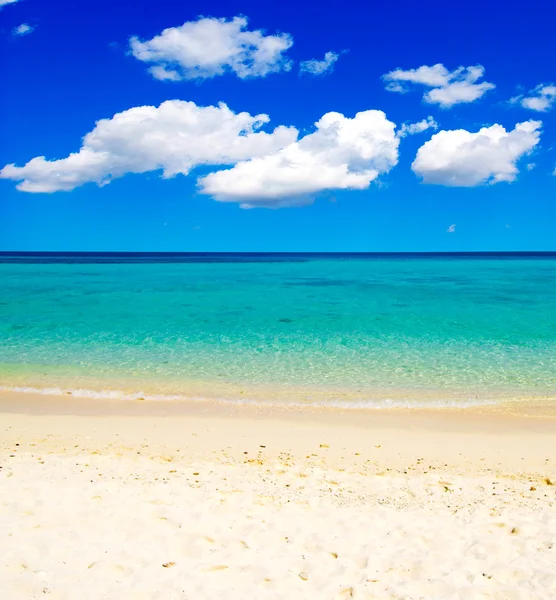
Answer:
[0, 384, 504, 410]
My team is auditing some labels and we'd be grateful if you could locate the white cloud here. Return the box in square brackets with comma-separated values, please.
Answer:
[397, 116, 438, 138]
[299, 51, 340, 76]
[447, 224, 456, 233]
[385, 64, 450, 88]
[198, 110, 399, 207]
[412, 120, 541, 186]
[510, 84, 556, 112]
[13, 23, 35, 37]
[0, 101, 298, 192]
[0, 0, 21, 7]
[383, 64, 495, 108]
[1, 104, 400, 208]
[129, 16, 293, 81]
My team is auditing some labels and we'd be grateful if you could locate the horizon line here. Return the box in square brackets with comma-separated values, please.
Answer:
[1, 251, 555, 256]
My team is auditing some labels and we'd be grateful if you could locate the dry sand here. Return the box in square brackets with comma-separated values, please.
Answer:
[1, 391, 556, 599]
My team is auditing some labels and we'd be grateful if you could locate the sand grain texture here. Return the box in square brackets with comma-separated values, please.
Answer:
[1, 395, 556, 599]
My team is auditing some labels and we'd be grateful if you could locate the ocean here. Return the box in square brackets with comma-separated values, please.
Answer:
[1, 252, 555, 409]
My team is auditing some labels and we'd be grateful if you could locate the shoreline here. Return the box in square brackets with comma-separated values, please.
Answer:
[2, 383, 556, 415]
[2, 390, 556, 475]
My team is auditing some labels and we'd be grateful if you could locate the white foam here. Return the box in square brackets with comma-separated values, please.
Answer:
[0, 384, 501, 410]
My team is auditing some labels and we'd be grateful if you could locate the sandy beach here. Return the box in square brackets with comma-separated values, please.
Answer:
[1, 392, 555, 599]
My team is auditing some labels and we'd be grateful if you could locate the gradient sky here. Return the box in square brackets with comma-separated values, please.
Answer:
[1, 0, 555, 251]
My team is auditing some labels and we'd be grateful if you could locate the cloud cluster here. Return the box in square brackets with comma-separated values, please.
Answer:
[397, 116, 438, 138]
[411, 120, 541, 186]
[0, 101, 297, 192]
[383, 64, 495, 108]
[299, 51, 340, 76]
[0, 0, 21, 7]
[0, 103, 399, 207]
[129, 16, 293, 81]
[511, 84, 556, 112]
[2, 13, 553, 208]
[199, 110, 399, 207]
[2, 98, 545, 203]
[12, 23, 34, 37]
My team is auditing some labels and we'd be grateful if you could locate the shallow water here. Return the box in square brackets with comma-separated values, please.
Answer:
[1, 253, 555, 408]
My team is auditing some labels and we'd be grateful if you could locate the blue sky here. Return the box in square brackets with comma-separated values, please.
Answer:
[1, 0, 555, 251]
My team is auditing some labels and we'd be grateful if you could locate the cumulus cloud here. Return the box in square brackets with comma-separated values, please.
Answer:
[510, 84, 556, 112]
[129, 16, 293, 81]
[383, 64, 495, 108]
[0, 101, 298, 192]
[12, 23, 35, 37]
[412, 120, 541, 186]
[447, 224, 456, 233]
[1, 104, 400, 208]
[397, 116, 438, 138]
[0, 0, 21, 7]
[198, 110, 399, 207]
[299, 51, 341, 76]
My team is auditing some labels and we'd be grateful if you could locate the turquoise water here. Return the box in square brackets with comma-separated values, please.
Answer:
[1, 254, 555, 408]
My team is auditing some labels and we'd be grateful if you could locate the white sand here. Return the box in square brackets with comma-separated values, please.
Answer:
[1, 393, 556, 599]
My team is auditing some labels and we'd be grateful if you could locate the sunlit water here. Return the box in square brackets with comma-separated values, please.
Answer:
[1, 253, 555, 408]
